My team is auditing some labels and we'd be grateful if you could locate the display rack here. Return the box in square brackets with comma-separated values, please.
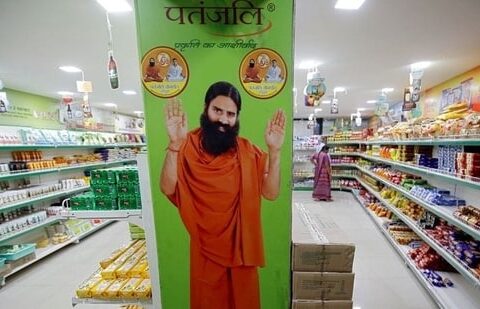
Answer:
[297, 136, 480, 307]
[351, 190, 480, 309]
[72, 296, 152, 307]
[356, 178, 480, 289]
[1, 220, 112, 284]
[357, 166, 480, 241]
[0, 143, 146, 150]
[68, 153, 159, 309]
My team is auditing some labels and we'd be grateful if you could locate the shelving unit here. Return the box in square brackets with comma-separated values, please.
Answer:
[0, 137, 141, 287]
[351, 190, 480, 308]
[67, 153, 158, 309]
[0, 220, 112, 286]
[302, 138, 480, 307]
[357, 165, 480, 241]
[356, 178, 480, 289]
[72, 296, 152, 307]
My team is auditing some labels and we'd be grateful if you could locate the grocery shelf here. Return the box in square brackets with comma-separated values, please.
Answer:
[0, 143, 146, 150]
[357, 165, 480, 241]
[331, 174, 358, 179]
[0, 159, 136, 181]
[293, 148, 316, 151]
[330, 152, 361, 156]
[356, 177, 480, 289]
[352, 189, 480, 308]
[77, 220, 114, 240]
[365, 138, 480, 146]
[72, 296, 152, 308]
[63, 209, 141, 220]
[0, 186, 90, 213]
[293, 187, 313, 191]
[327, 140, 364, 145]
[0, 217, 62, 243]
[360, 153, 480, 190]
[331, 163, 358, 168]
[3, 236, 79, 280]
[0, 220, 113, 286]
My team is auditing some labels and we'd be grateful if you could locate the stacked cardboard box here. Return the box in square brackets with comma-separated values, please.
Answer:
[292, 205, 355, 309]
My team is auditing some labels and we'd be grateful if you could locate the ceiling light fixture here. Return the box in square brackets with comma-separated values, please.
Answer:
[335, 0, 366, 10]
[357, 107, 367, 111]
[321, 100, 331, 104]
[57, 91, 74, 96]
[133, 111, 144, 114]
[314, 108, 322, 113]
[366, 100, 377, 104]
[382, 88, 394, 93]
[333, 87, 346, 93]
[122, 90, 137, 95]
[298, 60, 321, 70]
[96, 0, 132, 13]
[410, 61, 432, 71]
[59, 66, 82, 73]
[104, 103, 117, 108]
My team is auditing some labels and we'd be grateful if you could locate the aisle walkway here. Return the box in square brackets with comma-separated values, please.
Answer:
[0, 221, 131, 309]
[294, 190, 438, 309]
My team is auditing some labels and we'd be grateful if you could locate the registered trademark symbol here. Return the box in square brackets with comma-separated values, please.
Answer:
[267, 3, 275, 12]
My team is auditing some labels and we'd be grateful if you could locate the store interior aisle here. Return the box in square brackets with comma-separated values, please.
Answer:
[294, 191, 438, 309]
[0, 221, 131, 309]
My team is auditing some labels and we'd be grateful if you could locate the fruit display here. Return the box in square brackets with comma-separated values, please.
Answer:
[453, 206, 480, 230]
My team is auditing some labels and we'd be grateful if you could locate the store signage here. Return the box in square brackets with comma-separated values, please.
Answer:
[76, 81, 93, 93]
[136, 0, 293, 308]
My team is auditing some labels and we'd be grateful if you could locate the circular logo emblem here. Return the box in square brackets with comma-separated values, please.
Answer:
[239, 48, 287, 99]
[141, 46, 189, 98]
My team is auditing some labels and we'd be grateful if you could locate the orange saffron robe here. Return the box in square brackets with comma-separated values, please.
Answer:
[168, 128, 267, 309]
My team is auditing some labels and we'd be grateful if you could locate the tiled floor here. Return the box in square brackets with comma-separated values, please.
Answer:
[0, 221, 131, 309]
[294, 190, 438, 309]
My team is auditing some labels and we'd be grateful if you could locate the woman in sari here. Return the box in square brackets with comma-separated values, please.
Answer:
[310, 144, 332, 201]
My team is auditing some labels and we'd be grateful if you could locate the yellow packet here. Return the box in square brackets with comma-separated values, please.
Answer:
[76, 276, 102, 298]
[118, 278, 143, 298]
[90, 279, 115, 298]
[103, 279, 129, 298]
[133, 279, 152, 299]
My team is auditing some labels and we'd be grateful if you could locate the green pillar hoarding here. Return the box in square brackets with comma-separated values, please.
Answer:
[135, 1, 293, 308]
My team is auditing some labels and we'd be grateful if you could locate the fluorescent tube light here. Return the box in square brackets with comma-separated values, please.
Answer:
[335, 0, 366, 10]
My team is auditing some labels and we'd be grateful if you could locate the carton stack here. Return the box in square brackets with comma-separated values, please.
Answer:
[292, 205, 355, 309]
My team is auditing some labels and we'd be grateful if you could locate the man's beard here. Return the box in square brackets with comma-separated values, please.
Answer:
[200, 113, 239, 156]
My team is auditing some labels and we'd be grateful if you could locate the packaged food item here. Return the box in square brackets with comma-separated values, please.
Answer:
[76, 276, 103, 298]
[90, 279, 115, 298]
[100, 240, 138, 269]
[133, 279, 152, 299]
[103, 279, 129, 298]
[118, 278, 143, 298]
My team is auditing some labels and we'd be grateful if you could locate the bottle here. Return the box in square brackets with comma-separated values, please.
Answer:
[108, 51, 119, 89]
[67, 104, 72, 119]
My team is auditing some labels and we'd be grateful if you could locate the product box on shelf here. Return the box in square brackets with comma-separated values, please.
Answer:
[292, 272, 355, 300]
[292, 300, 353, 309]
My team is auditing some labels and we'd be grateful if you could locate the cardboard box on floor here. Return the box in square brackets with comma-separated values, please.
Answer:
[292, 300, 353, 309]
[292, 204, 355, 272]
[292, 272, 355, 301]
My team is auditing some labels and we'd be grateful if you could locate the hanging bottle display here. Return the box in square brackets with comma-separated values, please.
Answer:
[67, 104, 73, 119]
[108, 51, 119, 89]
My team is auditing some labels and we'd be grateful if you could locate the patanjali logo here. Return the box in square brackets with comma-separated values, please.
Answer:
[165, 0, 272, 26]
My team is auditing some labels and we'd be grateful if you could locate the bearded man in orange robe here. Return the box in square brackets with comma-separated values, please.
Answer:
[160, 81, 285, 309]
